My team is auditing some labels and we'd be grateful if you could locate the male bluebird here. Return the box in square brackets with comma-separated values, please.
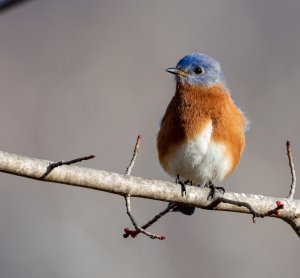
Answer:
[157, 53, 247, 215]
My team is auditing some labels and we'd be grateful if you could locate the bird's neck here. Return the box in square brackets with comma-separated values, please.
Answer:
[175, 82, 229, 99]
[174, 82, 229, 114]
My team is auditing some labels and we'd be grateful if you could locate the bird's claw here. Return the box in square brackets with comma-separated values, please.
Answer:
[207, 183, 225, 200]
[176, 175, 192, 197]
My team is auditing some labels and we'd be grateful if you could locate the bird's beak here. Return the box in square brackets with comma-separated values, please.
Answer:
[165, 67, 188, 76]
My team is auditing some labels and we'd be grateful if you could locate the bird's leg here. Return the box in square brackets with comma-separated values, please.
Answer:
[176, 175, 192, 197]
[206, 181, 225, 200]
[169, 175, 195, 215]
[170, 175, 195, 215]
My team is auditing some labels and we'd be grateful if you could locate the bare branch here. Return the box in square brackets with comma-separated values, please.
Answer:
[286, 141, 297, 199]
[123, 195, 166, 240]
[0, 150, 299, 238]
[125, 135, 141, 176]
[123, 135, 167, 240]
[206, 197, 284, 223]
[0, 0, 33, 13]
[41, 155, 95, 179]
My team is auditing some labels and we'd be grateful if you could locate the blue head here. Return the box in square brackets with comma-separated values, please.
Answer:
[166, 53, 227, 88]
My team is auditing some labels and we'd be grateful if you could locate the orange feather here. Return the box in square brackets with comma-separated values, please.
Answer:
[157, 82, 246, 177]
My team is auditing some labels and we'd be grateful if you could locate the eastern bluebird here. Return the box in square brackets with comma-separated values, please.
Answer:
[157, 53, 247, 215]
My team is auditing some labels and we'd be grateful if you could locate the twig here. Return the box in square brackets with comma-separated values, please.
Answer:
[41, 155, 95, 179]
[0, 0, 32, 13]
[138, 203, 178, 230]
[123, 135, 168, 240]
[123, 195, 167, 240]
[123, 202, 177, 239]
[206, 197, 284, 223]
[125, 135, 141, 176]
[286, 141, 297, 199]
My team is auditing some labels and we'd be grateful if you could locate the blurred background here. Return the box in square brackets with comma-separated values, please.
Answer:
[0, 0, 299, 277]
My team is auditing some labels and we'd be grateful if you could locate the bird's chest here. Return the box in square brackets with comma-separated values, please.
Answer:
[166, 121, 232, 184]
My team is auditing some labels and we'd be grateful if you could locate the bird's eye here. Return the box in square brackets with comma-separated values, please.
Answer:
[194, 67, 204, 74]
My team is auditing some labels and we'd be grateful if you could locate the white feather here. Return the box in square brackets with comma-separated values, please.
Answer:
[166, 121, 231, 185]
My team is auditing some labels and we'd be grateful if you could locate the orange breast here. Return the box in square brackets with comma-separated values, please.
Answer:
[157, 83, 246, 176]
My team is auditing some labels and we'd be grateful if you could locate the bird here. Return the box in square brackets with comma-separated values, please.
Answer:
[157, 53, 247, 215]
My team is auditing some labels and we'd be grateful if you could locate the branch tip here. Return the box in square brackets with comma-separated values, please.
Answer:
[286, 140, 297, 199]
[125, 135, 141, 176]
[41, 154, 96, 179]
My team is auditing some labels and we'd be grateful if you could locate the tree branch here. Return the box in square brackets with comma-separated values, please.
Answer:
[286, 140, 297, 199]
[0, 0, 33, 13]
[41, 154, 95, 179]
[0, 150, 299, 238]
[123, 135, 168, 240]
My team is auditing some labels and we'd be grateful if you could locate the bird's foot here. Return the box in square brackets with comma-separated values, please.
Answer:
[175, 175, 192, 197]
[206, 182, 225, 200]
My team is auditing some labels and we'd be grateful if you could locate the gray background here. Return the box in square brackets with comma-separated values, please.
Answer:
[0, 0, 299, 277]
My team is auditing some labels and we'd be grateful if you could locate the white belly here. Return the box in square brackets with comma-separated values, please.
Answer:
[166, 121, 231, 185]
